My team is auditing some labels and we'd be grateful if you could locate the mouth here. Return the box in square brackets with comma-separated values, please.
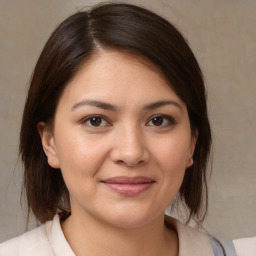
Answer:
[101, 176, 155, 196]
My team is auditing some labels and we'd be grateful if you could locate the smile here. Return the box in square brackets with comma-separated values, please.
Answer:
[101, 176, 155, 196]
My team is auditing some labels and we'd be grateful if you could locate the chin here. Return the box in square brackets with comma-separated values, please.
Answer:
[102, 209, 161, 230]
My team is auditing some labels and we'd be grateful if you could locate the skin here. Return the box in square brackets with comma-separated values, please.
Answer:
[39, 50, 197, 256]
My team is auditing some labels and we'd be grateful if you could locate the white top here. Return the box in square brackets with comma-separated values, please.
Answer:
[233, 236, 256, 256]
[0, 215, 74, 256]
[0, 215, 225, 256]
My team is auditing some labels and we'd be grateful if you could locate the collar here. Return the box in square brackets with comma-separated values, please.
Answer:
[46, 215, 75, 256]
[46, 214, 214, 256]
[165, 216, 214, 256]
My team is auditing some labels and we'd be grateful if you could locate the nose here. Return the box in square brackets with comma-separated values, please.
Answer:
[109, 125, 150, 167]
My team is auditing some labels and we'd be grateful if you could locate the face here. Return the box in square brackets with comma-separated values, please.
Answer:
[39, 50, 196, 229]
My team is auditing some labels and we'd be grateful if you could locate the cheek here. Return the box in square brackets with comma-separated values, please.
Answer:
[152, 133, 192, 197]
[54, 136, 110, 202]
[154, 135, 191, 172]
[54, 133, 108, 179]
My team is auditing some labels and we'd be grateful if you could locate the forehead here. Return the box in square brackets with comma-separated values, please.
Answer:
[75, 49, 168, 83]
[58, 50, 184, 108]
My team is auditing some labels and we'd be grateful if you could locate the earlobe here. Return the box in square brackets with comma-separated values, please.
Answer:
[186, 157, 194, 168]
[191, 129, 198, 154]
[37, 122, 60, 169]
[186, 129, 198, 168]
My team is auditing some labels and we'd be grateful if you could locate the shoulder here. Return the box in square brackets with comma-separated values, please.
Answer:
[0, 220, 54, 256]
[233, 236, 256, 256]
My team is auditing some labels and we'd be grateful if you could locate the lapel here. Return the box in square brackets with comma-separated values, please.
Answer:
[165, 216, 214, 256]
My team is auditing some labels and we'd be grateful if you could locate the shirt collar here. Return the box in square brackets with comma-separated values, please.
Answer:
[165, 216, 214, 256]
[46, 214, 214, 256]
[46, 215, 75, 256]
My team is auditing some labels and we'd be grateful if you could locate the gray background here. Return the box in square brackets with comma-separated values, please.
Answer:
[0, 0, 255, 243]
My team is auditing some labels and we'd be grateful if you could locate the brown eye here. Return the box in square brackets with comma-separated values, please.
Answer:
[89, 117, 102, 126]
[82, 115, 109, 128]
[147, 115, 176, 128]
[152, 116, 164, 126]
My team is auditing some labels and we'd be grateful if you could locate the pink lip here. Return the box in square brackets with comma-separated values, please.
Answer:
[101, 176, 155, 196]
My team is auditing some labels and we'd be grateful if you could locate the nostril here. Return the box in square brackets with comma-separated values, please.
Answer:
[113, 158, 146, 167]
[109, 132, 150, 166]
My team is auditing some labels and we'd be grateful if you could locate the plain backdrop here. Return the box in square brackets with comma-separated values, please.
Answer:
[0, 0, 255, 243]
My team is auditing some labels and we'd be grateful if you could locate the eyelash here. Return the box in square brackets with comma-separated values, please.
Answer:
[81, 115, 111, 128]
[80, 114, 176, 128]
[146, 114, 176, 127]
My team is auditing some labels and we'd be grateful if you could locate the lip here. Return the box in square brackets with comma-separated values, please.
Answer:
[101, 176, 155, 196]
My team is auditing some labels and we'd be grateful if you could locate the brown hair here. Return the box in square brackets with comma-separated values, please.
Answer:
[20, 3, 211, 224]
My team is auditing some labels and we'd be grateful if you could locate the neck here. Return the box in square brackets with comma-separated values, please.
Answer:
[61, 210, 178, 256]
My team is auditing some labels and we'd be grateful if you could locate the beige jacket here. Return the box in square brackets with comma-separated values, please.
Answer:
[234, 237, 256, 256]
[0, 215, 221, 256]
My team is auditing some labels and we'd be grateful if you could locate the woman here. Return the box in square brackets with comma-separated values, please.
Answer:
[0, 2, 235, 256]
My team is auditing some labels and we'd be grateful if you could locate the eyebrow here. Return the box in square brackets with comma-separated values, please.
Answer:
[143, 100, 182, 111]
[71, 99, 182, 112]
[71, 100, 118, 111]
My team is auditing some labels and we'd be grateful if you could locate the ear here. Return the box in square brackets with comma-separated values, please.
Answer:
[186, 129, 198, 168]
[37, 122, 60, 169]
